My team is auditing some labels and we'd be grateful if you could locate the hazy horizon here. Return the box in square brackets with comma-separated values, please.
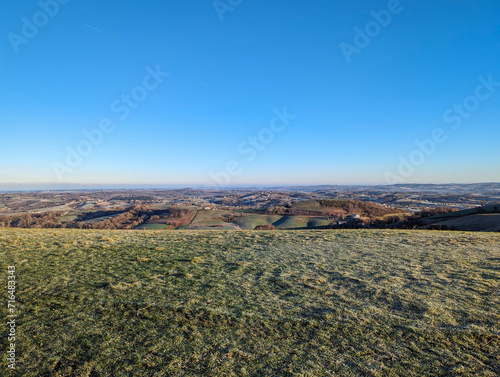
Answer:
[2, 0, 499, 186]
[1, 181, 500, 193]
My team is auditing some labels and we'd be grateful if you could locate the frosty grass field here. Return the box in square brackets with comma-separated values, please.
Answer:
[1, 229, 499, 376]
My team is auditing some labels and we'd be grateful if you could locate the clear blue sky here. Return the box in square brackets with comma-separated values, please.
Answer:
[1, 0, 499, 188]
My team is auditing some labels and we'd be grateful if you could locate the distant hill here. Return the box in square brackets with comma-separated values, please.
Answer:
[417, 203, 500, 232]
[272, 182, 500, 194]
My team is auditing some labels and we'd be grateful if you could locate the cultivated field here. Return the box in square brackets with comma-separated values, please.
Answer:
[1, 229, 499, 376]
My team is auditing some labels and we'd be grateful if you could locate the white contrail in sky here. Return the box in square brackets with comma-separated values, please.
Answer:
[85, 24, 129, 47]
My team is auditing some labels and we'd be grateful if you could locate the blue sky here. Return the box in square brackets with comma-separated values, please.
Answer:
[1, 0, 499, 188]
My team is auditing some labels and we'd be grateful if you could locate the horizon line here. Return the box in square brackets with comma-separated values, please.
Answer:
[0, 182, 499, 193]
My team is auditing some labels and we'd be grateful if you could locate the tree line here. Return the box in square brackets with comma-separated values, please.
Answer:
[0, 206, 191, 230]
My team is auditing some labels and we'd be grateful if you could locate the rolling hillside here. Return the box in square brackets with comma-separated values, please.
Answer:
[419, 204, 500, 232]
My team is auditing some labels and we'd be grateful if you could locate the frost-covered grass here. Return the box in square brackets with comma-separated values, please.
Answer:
[1, 229, 499, 376]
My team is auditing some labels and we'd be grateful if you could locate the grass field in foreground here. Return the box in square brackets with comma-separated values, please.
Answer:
[1, 229, 499, 376]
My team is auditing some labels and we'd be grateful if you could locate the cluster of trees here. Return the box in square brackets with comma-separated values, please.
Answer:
[419, 207, 457, 218]
[264, 206, 289, 215]
[318, 200, 403, 217]
[221, 214, 237, 223]
[254, 224, 275, 230]
[0, 212, 63, 228]
[367, 216, 403, 229]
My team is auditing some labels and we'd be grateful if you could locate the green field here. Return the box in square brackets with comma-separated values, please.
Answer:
[1, 229, 499, 376]
[186, 210, 232, 229]
[58, 214, 78, 224]
[273, 216, 332, 229]
[233, 214, 283, 230]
